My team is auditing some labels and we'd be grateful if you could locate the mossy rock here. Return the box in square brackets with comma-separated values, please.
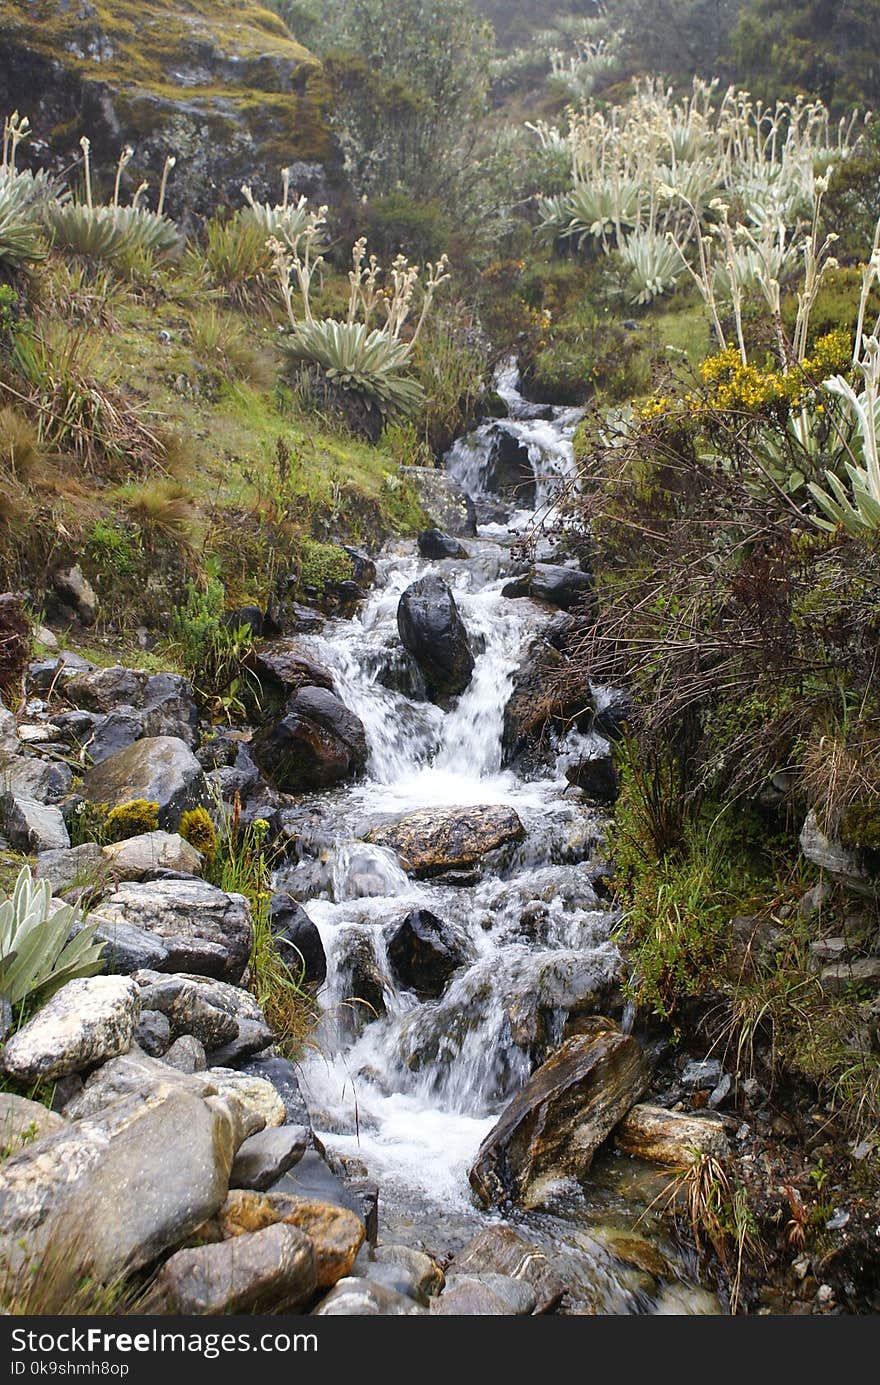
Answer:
[0, 0, 332, 217]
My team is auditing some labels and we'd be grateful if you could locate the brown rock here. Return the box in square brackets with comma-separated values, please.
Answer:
[368, 804, 525, 877]
[149, 1222, 316, 1314]
[614, 1103, 729, 1166]
[455, 1225, 566, 1313]
[217, 1190, 364, 1289]
[469, 1019, 650, 1209]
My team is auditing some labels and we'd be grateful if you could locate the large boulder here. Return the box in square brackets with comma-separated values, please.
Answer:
[614, 1104, 729, 1165]
[368, 805, 525, 877]
[35, 842, 109, 895]
[93, 879, 252, 982]
[230, 1126, 308, 1192]
[251, 686, 368, 792]
[502, 637, 565, 765]
[65, 667, 199, 747]
[0, 1093, 66, 1158]
[80, 737, 209, 830]
[53, 565, 98, 625]
[1, 977, 140, 1083]
[0, 754, 72, 802]
[406, 467, 477, 537]
[454, 1225, 566, 1314]
[397, 575, 474, 702]
[100, 831, 204, 880]
[503, 563, 594, 612]
[1, 794, 69, 852]
[248, 643, 335, 703]
[0, 1086, 235, 1279]
[148, 1222, 317, 1315]
[269, 893, 327, 987]
[385, 909, 469, 998]
[469, 1019, 650, 1209]
[417, 529, 468, 561]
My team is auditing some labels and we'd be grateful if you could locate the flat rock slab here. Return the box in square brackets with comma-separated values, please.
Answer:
[614, 1104, 729, 1165]
[469, 1018, 650, 1209]
[2, 976, 140, 1083]
[368, 804, 525, 876]
[149, 1222, 316, 1315]
[431, 1273, 536, 1315]
[1, 794, 69, 852]
[101, 832, 204, 880]
[93, 879, 252, 982]
[80, 736, 209, 830]
[820, 956, 880, 992]
[231, 1125, 308, 1192]
[455, 1224, 566, 1313]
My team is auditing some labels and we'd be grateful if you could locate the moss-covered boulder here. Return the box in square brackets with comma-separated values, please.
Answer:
[0, 0, 331, 217]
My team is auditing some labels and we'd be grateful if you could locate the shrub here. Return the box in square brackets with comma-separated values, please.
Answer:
[104, 799, 159, 842]
[169, 577, 260, 719]
[297, 538, 353, 596]
[199, 213, 273, 307]
[0, 865, 105, 1011]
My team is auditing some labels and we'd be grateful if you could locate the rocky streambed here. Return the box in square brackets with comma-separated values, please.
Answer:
[0, 369, 746, 1315]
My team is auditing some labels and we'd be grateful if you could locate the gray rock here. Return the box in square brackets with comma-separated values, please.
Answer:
[163, 1035, 208, 1073]
[35, 842, 108, 894]
[134, 1009, 172, 1057]
[207, 1069, 287, 1130]
[615, 1103, 729, 1164]
[61, 1048, 222, 1120]
[134, 969, 266, 1026]
[130, 975, 238, 1048]
[820, 956, 880, 993]
[206, 1018, 274, 1067]
[54, 565, 98, 625]
[240, 1056, 314, 1135]
[231, 1125, 308, 1191]
[502, 563, 594, 612]
[101, 831, 204, 880]
[405, 467, 477, 537]
[0, 706, 18, 754]
[0, 1086, 235, 1278]
[150, 1222, 316, 1314]
[80, 736, 209, 830]
[1, 794, 70, 852]
[65, 667, 199, 747]
[86, 712, 144, 764]
[0, 1093, 65, 1158]
[370, 1244, 444, 1298]
[455, 1225, 566, 1313]
[397, 575, 474, 702]
[681, 1059, 724, 1090]
[252, 687, 368, 793]
[800, 809, 879, 897]
[2, 977, 140, 1083]
[0, 754, 72, 803]
[270, 1150, 363, 1223]
[313, 1276, 425, 1315]
[93, 879, 252, 982]
[432, 1272, 536, 1315]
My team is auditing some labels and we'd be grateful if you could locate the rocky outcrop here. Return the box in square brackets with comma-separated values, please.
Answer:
[368, 804, 525, 877]
[64, 667, 199, 748]
[397, 576, 474, 702]
[251, 686, 368, 792]
[93, 879, 253, 982]
[385, 909, 469, 998]
[565, 755, 619, 804]
[800, 809, 880, 897]
[53, 566, 98, 626]
[80, 737, 209, 830]
[469, 1019, 650, 1209]
[1, 977, 140, 1083]
[0, 0, 329, 221]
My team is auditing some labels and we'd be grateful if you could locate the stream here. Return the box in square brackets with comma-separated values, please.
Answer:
[277, 366, 721, 1314]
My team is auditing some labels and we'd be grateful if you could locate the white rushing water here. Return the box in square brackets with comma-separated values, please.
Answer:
[279, 364, 718, 1312]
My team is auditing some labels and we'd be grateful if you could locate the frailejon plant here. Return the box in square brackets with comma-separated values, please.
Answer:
[42, 137, 180, 265]
[240, 170, 315, 249]
[270, 212, 450, 430]
[0, 114, 47, 275]
[0, 865, 104, 1010]
[809, 334, 880, 536]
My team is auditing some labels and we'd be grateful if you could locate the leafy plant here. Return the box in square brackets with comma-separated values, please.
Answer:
[283, 320, 425, 428]
[0, 866, 104, 1010]
[619, 228, 684, 304]
[169, 577, 260, 719]
[199, 213, 273, 306]
[809, 336, 880, 535]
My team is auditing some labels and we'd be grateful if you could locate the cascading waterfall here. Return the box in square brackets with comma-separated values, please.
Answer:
[276, 363, 719, 1314]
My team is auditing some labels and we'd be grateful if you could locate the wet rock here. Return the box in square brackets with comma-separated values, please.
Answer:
[0, 1087, 234, 1278]
[231, 1126, 308, 1192]
[681, 1059, 724, 1090]
[273, 1197, 364, 1287]
[239, 1057, 314, 1134]
[101, 831, 204, 880]
[370, 1244, 444, 1298]
[269, 893, 326, 986]
[2, 977, 140, 1083]
[0, 1093, 65, 1157]
[80, 737, 209, 830]
[93, 879, 252, 982]
[339, 933, 387, 1027]
[252, 686, 368, 792]
[163, 1035, 208, 1074]
[469, 1019, 650, 1209]
[1, 794, 69, 852]
[148, 1221, 316, 1315]
[432, 1273, 536, 1315]
[249, 643, 335, 701]
[342, 547, 377, 588]
[501, 636, 566, 765]
[502, 563, 593, 612]
[397, 575, 474, 702]
[207, 1018, 274, 1067]
[485, 426, 537, 505]
[368, 804, 525, 877]
[406, 467, 477, 537]
[207, 1069, 287, 1130]
[0, 755, 71, 802]
[455, 1225, 566, 1313]
[314, 1276, 425, 1315]
[53, 565, 97, 625]
[385, 909, 468, 998]
[270, 1150, 365, 1223]
[615, 1104, 729, 1165]
[565, 755, 619, 804]
[275, 601, 325, 635]
[417, 529, 468, 560]
[134, 1009, 172, 1057]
